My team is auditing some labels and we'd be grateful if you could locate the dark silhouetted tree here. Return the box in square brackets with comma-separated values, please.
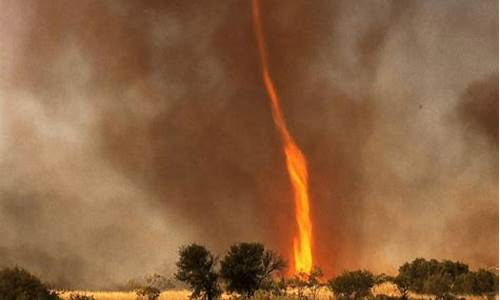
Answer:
[175, 244, 221, 300]
[393, 258, 500, 300]
[328, 270, 375, 299]
[0, 267, 60, 300]
[391, 274, 410, 300]
[474, 269, 498, 297]
[220, 242, 286, 297]
[395, 258, 469, 298]
[454, 269, 498, 297]
[396, 258, 437, 294]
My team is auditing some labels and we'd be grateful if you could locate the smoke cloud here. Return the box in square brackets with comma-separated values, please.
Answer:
[0, 0, 497, 288]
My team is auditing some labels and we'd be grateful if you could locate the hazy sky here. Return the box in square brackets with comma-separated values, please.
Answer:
[0, 0, 497, 289]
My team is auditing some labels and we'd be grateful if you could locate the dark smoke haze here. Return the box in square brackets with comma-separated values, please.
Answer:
[0, 0, 497, 289]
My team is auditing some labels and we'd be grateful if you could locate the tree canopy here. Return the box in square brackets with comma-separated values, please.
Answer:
[0, 267, 59, 300]
[328, 270, 375, 299]
[220, 242, 286, 297]
[175, 244, 221, 300]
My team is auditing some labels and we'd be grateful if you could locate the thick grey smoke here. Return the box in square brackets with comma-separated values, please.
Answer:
[0, 0, 497, 288]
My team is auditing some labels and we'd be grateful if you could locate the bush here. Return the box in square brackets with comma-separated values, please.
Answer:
[144, 273, 175, 291]
[453, 269, 498, 296]
[288, 267, 324, 300]
[288, 273, 308, 300]
[68, 293, 96, 300]
[266, 276, 288, 296]
[394, 258, 499, 299]
[175, 244, 221, 300]
[394, 258, 470, 298]
[305, 267, 324, 300]
[368, 295, 400, 300]
[328, 270, 375, 299]
[126, 278, 143, 291]
[127, 273, 175, 293]
[220, 242, 286, 297]
[135, 286, 161, 300]
[0, 267, 60, 300]
[474, 269, 498, 296]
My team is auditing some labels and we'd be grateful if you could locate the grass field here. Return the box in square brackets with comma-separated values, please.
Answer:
[58, 289, 330, 300]
[59, 290, 191, 300]
[58, 285, 498, 300]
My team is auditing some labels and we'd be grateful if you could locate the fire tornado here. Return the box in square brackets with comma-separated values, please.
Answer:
[251, 0, 313, 274]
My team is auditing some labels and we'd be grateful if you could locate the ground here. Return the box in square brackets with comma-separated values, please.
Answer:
[58, 284, 498, 300]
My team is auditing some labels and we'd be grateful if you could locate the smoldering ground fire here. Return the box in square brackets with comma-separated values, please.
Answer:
[0, 0, 498, 289]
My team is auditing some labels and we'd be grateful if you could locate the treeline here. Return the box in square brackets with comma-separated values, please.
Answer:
[0, 242, 497, 300]
[390, 258, 498, 299]
[173, 243, 498, 300]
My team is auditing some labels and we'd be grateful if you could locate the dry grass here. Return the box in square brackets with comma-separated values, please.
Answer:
[371, 282, 400, 297]
[59, 290, 190, 300]
[371, 283, 498, 300]
[58, 288, 497, 300]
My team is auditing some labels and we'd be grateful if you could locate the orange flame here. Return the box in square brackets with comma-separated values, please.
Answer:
[251, 0, 313, 274]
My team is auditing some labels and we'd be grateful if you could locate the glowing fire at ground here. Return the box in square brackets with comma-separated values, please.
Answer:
[251, 0, 313, 274]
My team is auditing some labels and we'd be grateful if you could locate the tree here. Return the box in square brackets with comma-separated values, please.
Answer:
[423, 273, 453, 300]
[328, 270, 375, 299]
[391, 274, 410, 300]
[474, 269, 498, 297]
[0, 267, 60, 300]
[396, 258, 436, 294]
[289, 267, 324, 300]
[175, 244, 221, 300]
[220, 242, 286, 297]
[392, 258, 500, 300]
[439, 260, 469, 281]
[454, 269, 498, 297]
[395, 258, 469, 298]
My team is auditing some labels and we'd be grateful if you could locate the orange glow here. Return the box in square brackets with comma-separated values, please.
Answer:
[251, 0, 313, 274]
